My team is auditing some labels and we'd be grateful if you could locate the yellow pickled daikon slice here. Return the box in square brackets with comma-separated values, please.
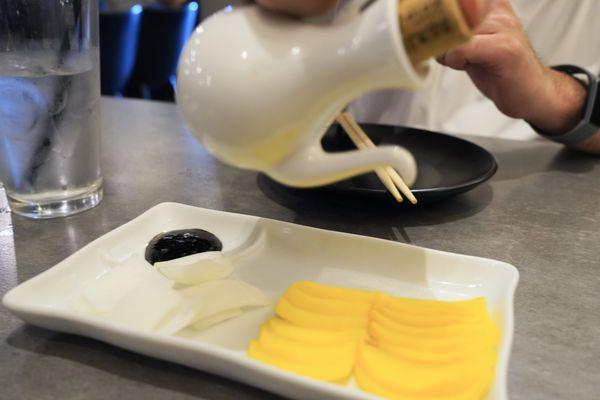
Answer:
[372, 340, 497, 365]
[355, 358, 496, 400]
[291, 281, 375, 303]
[276, 297, 368, 330]
[257, 326, 357, 364]
[372, 309, 491, 339]
[266, 318, 363, 345]
[248, 340, 353, 383]
[377, 306, 485, 327]
[368, 319, 499, 354]
[283, 285, 371, 317]
[380, 294, 488, 316]
[356, 343, 495, 397]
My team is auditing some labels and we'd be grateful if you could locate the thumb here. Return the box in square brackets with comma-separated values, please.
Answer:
[438, 34, 498, 70]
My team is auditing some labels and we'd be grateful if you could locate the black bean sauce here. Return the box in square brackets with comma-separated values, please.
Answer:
[145, 229, 223, 265]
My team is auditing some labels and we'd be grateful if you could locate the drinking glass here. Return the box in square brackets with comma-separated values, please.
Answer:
[0, 0, 102, 219]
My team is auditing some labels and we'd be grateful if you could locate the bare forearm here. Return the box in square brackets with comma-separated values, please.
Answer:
[526, 68, 586, 134]
[526, 68, 600, 154]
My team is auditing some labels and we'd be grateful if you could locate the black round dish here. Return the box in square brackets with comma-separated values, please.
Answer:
[266, 123, 497, 206]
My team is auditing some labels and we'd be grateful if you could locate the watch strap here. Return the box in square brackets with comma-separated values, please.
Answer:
[531, 65, 599, 145]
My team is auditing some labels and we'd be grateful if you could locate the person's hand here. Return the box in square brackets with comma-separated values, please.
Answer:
[254, 0, 339, 17]
[438, 0, 588, 139]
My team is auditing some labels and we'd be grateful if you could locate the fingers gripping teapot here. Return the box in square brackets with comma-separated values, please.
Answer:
[176, 0, 431, 187]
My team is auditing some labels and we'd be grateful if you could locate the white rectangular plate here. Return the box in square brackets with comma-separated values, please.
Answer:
[3, 203, 518, 400]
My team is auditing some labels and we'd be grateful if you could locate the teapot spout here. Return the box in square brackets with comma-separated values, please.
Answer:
[267, 144, 417, 188]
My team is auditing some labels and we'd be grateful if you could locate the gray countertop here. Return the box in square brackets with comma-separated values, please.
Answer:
[1, 97, 599, 400]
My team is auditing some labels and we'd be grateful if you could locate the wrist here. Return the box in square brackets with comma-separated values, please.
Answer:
[525, 67, 587, 135]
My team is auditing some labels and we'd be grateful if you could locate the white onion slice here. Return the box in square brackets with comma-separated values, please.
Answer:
[82, 258, 167, 314]
[192, 308, 244, 331]
[154, 305, 196, 335]
[182, 279, 269, 323]
[155, 252, 233, 285]
[107, 277, 180, 332]
[155, 280, 269, 335]
[72, 255, 268, 335]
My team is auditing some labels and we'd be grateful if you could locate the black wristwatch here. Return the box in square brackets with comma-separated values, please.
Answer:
[531, 65, 599, 145]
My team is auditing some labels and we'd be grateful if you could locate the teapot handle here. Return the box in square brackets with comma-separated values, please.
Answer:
[267, 142, 417, 188]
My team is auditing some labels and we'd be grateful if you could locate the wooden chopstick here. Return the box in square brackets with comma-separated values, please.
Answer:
[336, 115, 403, 203]
[385, 166, 418, 205]
[336, 113, 418, 205]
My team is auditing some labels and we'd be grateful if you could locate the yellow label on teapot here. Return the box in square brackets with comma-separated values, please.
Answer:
[399, 0, 474, 65]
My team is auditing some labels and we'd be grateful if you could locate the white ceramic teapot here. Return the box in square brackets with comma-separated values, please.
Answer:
[176, 0, 431, 187]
